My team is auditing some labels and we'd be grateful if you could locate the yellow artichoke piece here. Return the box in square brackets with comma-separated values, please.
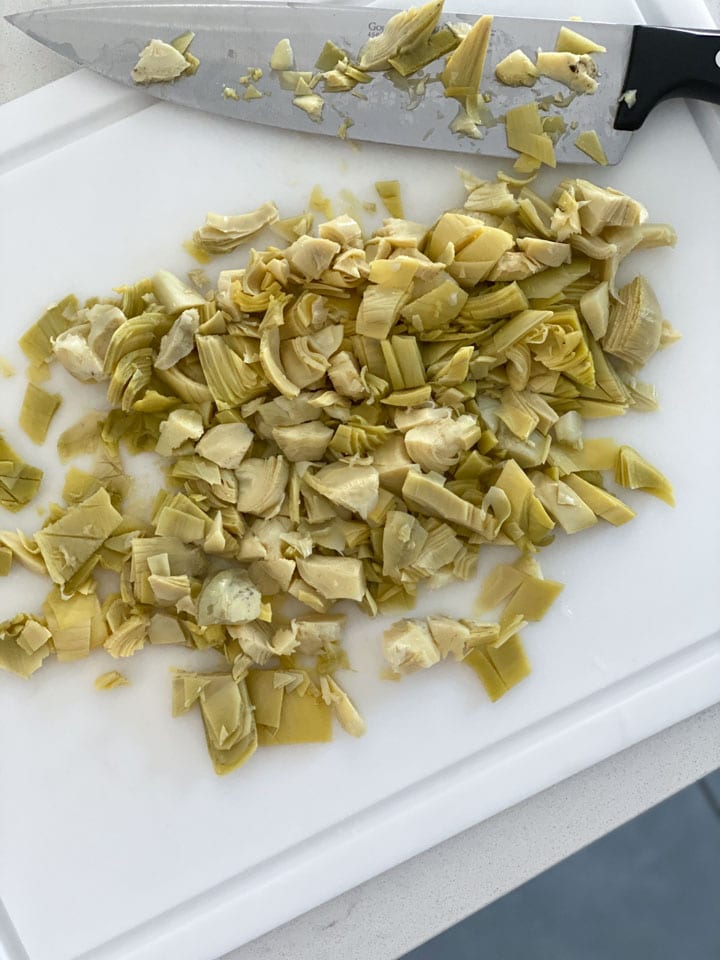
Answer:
[614, 446, 674, 506]
[494, 459, 555, 546]
[388, 23, 460, 76]
[358, 0, 444, 71]
[535, 51, 598, 94]
[574, 130, 608, 165]
[273, 421, 333, 461]
[441, 14, 493, 98]
[297, 555, 366, 601]
[20, 294, 78, 366]
[531, 471, 598, 534]
[383, 618, 440, 675]
[555, 25, 606, 54]
[319, 674, 366, 737]
[132, 38, 191, 83]
[95, 670, 130, 690]
[505, 102, 556, 168]
[0, 614, 52, 678]
[564, 474, 635, 525]
[603, 276, 663, 367]
[574, 179, 647, 236]
[270, 37, 295, 70]
[192, 201, 279, 255]
[236, 456, 289, 517]
[494, 49, 538, 86]
[0, 546, 12, 576]
[375, 181, 404, 219]
[579, 281, 610, 340]
[45, 587, 106, 661]
[257, 678, 332, 746]
[56, 411, 104, 462]
[19, 383, 62, 445]
[0, 434, 43, 512]
[516, 237, 571, 268]
[34, 487, 121, 587]
[519, 258, 590, 299]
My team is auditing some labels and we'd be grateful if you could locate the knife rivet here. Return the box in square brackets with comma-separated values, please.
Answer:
[715, 49, 720, 68]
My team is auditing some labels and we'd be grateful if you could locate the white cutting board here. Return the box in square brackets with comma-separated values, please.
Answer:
[0, 0, 719, 957]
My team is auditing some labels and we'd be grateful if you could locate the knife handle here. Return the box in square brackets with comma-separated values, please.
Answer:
[615, 24, 720, 131]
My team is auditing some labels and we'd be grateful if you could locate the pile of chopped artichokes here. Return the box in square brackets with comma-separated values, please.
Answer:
[0, 170, 677, 775]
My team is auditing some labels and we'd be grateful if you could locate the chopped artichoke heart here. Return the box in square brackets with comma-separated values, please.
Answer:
[441, 13, 493, 98]
[358, 0, 444, 71]
[575, 130, 608, 165]
[536, 51, 598, 94]
[132, 39, 190, 84]
[495, 49, 538, 87]
[555, 26, 606, 54]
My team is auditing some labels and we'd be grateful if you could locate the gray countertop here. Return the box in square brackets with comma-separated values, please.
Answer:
[1, 2, 719, 958]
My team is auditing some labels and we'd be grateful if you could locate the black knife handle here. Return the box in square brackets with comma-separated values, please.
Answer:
[615, 24, 720, 131]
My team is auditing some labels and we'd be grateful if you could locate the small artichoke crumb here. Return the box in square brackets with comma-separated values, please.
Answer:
[494, 49, 539, 87]
[132, 39, 191, 84]
[95, 670, 129, 691]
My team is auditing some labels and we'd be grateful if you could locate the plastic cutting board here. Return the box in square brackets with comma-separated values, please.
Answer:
[0, 0, 719, 958]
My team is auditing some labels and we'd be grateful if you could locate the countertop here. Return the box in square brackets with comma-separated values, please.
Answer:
[1, 1, 719, 959]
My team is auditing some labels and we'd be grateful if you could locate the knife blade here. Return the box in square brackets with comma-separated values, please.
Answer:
[6, 2, 720, 165]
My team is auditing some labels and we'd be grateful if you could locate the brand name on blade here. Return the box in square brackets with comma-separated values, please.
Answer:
[367, 21, 384, 37]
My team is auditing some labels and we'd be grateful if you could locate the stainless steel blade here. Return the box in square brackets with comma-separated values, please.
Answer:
[6, 2, 633, 163]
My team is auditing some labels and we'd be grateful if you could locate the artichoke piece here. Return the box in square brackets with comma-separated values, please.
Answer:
[296, 555, 366, 601]
[197, 569, 261, 625]
[427, 615, 498, 661]
[404, 414, 481, 472]
[154, 308, 200, 370]
[305, 462, 379, 519]
[375, 181, 404, 219]
[19, 383, 61, 445]
[579, 281, 610, 340]
[564, 474, 635, 525]
[131, 38, 191, 84]
[0, 614, 52, 678]
[462, 177, 519, 216]
[388, 24, 460, 76]
[34, 487, 122, 588]
[195, 421, 253, 468]
[293, 93, 325, 121]
[519, 258, 590, 299]
[505, 102, 556, 168]
[402, 471, 492, 537]
[356, 286, 409, 339]
[196, 335, 266, 409]
[494, 48, 538, 86]
[155, 408, 204, 457]
[574, 180, 647, 236]
[273, 421, 333, 461]
[536, 51, 598, 94]
[256, 676, 333, 746]
[494, 459, 555, 546]
[19, 294, 77, 365]
[0, 434, 43, 513]
[492, 309, 553, 356]
[462, 281, 528, 322]
[192, 201, 279, 255]
[530, 471, 598, 534]
[95, 670, 130, 690]
[401, 278, 469, 329]
[358, 0, 443, 71]
[441, 13, 493, 98]
[383, 618, 440, 675]
[236, 456, 289, 517]
[555, 25, 606, 54]
[57, 411, 104, 462]
[0, 546, 12, 576]
[574, 130, 608, 165]
[603, 276, 663, 367]
[45, 587, 106, 662]
[614, 446, 674, 506]
[270, 38, 295, 70]
[382, 511, 428, 579]
[516, 237, 571, 268]
[319, 675, 366, 737]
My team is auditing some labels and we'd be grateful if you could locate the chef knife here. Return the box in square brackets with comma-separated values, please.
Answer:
[7, 1, 720, 165]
